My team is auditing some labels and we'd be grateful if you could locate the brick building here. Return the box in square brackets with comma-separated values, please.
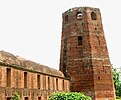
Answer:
[0, 51, 70, 100]
[60, 7, 115, 100]
[0, 6, 116, 100]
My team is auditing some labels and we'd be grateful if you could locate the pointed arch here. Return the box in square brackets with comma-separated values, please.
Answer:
[91, 12, 97, 20]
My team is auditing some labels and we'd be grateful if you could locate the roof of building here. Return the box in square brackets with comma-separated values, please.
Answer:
[0, 50, 64, 77]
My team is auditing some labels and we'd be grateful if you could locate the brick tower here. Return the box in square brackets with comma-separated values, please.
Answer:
[59, 7, 115, 100]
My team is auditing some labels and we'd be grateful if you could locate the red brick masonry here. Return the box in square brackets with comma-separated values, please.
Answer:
[60, 7, 116, 100]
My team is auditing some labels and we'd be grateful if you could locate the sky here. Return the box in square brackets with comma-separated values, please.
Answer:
[0, 0, 121, 69]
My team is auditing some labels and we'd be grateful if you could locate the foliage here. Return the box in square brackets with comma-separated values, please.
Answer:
[10, 92, 21, 100]
[116, 96, 121, 100]
[112, 67, 121, 97]
[48, 92, 92, 100]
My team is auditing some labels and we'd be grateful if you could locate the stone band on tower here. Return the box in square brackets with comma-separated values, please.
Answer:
[60, 7, 115, 100]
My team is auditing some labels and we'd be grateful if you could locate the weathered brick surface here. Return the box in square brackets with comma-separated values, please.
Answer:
[0, 6, 116, 100]
[60, 7, 115, 100]
[0, 51, 70, 100]
[0, 66, 70, 100]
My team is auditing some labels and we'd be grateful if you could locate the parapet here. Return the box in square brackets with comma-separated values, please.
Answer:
[0, 50, 64, 77]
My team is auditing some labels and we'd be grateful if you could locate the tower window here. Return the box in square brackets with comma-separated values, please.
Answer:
[91, 12, 97, 20]
[62, 80, 65, 90]
[48, 77, 50, 90]
[38, 97, 41, 100]
[37, 75, 40, 89]
[78, 36, 82, 46]
[6, 68, 11, 87]
[56, 79, 58, 90]
[76, 12, 82, 20]
[24, 97, 28, 100]
[65, 15, 68, 23]
[24, 72, 27, 88]
[98, 77, 100, 80]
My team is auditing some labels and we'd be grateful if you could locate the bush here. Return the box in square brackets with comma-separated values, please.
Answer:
[48, 92, 92, 100]
[116, 96, 121, 100]
[11, 92, 21, 100]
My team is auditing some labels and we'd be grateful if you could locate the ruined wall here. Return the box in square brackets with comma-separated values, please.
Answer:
[0, 62, 69, 100]
[60, 7, 115, 100]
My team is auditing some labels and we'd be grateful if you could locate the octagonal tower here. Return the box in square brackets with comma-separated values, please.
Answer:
[59, 7, 115, 100]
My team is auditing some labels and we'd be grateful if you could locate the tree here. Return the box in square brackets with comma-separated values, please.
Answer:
[11, 92, 21, 100]
[48, 92, 92, 100]
[112, 67, 121, 97]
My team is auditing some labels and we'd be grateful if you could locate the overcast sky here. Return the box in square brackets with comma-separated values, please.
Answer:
[0, 1, 121, 69]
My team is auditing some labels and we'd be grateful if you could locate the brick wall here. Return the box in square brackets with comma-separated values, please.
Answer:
[0, 65, 70, 100]
[60, 7, 115, 100]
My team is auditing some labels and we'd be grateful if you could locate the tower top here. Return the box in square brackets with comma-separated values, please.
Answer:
[63, 7, 100, 14]
[62, 7, 102, 26]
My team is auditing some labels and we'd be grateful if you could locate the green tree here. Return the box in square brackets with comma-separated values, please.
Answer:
[11, 92, 21, 100]
[48, 92, 92, 100]
[112, 67, 121, 97]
